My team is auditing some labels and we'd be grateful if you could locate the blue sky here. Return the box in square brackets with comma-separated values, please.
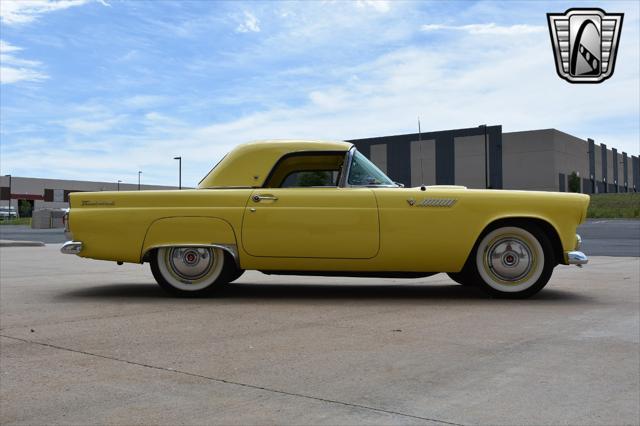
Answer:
[1, 0, 638, 187]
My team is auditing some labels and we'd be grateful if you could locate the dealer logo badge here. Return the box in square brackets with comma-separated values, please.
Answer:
[547, 8, 623, 83]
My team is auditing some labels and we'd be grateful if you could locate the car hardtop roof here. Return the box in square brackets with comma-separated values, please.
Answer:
[239, 139, 352, 149]
[198, 139, 354, 188]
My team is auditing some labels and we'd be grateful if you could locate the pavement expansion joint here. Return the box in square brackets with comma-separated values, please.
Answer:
[1, 333, 464, 426]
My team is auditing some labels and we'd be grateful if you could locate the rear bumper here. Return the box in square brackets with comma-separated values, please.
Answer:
[61, 241, 83, 255]
[567, 251, 588, 265]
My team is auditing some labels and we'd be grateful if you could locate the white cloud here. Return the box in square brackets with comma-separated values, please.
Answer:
[421, 23, 545, 35]
[356, 1, 391, 13]
[0, 40, 48, 84]
[123, 95, 167, 109]
[0, 67, 48, 84]
[236, 11, 260, 33]
[0, 0, 89, 25]
[58, 115, 124, 134]
[0, 40, 21, 53]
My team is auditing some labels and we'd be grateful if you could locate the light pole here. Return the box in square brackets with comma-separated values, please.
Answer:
[138, 171, 142, 191]
[174, 156, 182, 190]
[479, 124, 489, 188]
[4, 174, 11, 210]
[117, 180, 122, 191]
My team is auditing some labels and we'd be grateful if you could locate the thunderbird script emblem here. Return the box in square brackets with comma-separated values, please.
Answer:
[547, 8, 623, 83]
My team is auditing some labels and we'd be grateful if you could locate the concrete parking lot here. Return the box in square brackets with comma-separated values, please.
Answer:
[1, 245, 638, 425]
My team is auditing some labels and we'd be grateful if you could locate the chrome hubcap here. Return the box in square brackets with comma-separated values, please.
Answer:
[169, 248, 214, 281]
[487, 238, 533, 282]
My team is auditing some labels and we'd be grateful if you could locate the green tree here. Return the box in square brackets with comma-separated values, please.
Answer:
[568, 171, 581, 193]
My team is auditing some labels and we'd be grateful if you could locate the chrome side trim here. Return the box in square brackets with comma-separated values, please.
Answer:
[61, 241, 83, 255]
[143, 243, 240, 267]
[567, 251, 588, 266]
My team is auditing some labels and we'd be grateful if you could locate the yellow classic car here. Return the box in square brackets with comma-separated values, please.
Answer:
[62, 140, 589, 298]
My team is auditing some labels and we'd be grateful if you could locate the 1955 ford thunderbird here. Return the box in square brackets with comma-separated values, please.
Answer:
[61, 140, 589, 298]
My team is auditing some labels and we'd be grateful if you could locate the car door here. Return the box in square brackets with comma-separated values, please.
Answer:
[241, 152, 380, 259]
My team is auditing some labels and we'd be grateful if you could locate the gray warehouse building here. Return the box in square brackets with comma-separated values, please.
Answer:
[349, 126, 639, 193]
[0, 176, 176, 217]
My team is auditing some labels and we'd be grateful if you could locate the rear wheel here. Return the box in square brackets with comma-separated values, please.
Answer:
[150, 247, 240, 296]
[463, 225, 555, 298]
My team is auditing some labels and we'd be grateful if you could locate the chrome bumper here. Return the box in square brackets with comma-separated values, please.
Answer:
[61, 241, 83, 255]
[567, 251, 588, 266]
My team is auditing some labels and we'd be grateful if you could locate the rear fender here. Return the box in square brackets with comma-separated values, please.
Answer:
[141, 217, 238, 264]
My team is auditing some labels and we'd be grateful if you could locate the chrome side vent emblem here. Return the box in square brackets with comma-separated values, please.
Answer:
[407, 198, 457, 208]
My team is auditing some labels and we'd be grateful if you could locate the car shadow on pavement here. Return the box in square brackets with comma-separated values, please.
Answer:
[58, 281, 593, 304]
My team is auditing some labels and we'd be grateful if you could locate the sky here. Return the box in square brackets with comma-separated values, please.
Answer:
[1, 0, 639, 187]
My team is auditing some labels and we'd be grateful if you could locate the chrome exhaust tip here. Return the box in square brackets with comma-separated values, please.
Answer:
[61, 241, 83, 255]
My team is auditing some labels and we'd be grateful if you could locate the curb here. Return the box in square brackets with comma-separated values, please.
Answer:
[0, 240, 46, 247]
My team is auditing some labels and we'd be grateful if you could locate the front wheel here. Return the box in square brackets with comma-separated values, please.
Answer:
[150, 246, 239, 297]
[464, 225, 555, 298]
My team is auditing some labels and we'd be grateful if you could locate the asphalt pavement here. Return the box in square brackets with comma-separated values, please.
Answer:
[577, 219, 640, 257]
[2, 219, 638, 255]
[0, 226, 66, 244]
[1, 245, 638, 425]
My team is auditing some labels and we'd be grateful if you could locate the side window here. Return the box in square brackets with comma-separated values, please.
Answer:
[264, 153, 345, 188]
[281, 171, 339, 188]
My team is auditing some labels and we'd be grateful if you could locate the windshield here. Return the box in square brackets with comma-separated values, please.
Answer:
[347, 150, 395, 186]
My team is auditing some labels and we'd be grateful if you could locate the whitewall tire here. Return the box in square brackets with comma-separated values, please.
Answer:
[150, 246, 239, 296]
[462, 224, 555, 298]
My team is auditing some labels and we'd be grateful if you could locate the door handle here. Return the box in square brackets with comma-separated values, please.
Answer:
[252, 194, 278, 202]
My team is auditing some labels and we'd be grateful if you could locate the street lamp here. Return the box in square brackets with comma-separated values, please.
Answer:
[479, 124, 489, 188]
[174, 156, 182, 190]
[117, 180, 122, 191]
[138, 171, 142, 191]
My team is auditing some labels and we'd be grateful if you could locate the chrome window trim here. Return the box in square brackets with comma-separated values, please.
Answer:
[340, 147, 400, 188]
[338, 147, 356, 188]
[263, 150, 348, 189]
